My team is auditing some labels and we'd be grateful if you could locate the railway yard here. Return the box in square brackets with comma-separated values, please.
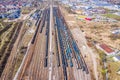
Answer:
[0, 1, 96, 80]
[10, 6, 92, 80]
[1, 0, 120, 80]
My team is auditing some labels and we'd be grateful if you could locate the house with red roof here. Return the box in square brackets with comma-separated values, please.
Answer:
[96, 43, 115, 55]
[85, 17, 92, 21]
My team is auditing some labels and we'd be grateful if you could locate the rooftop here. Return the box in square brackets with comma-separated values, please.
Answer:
[100, 44, 114, 53]
[115, 56, 120, 60]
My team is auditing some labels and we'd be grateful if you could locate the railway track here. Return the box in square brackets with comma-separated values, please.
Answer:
[53, 7, 91, 80]
[0, 22, 24, 80]
[13, 6, 91, 80]
[13, 8, 51, 80]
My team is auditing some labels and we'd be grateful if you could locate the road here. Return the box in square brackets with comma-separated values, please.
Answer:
[48, 3, 53, 80]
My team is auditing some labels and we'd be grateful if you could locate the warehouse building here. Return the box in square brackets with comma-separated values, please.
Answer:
[96, 43, 115, 55]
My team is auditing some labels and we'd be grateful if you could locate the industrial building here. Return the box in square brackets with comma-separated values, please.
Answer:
[96, 43, 115, 55]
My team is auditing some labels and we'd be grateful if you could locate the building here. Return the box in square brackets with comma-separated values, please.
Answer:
[85, 17, 92, 21]
[113, 56, 120, 61]
[111, 28, 120, 34]
[96, 43, 115, 55]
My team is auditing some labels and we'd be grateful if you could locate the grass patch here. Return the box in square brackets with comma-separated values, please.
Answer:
[95, 48, 106, 79]
[96, 48, 120, 80]
[22, 7, 33, 14]
[13, 52, 24, 76]
[103, 14, 120, 21]
[97, 49, 106, 60]
[22, 9, 30, 14]
[108, 62, 120, 80]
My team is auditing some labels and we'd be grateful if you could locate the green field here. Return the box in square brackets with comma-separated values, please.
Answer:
[103, 14, 120, 21]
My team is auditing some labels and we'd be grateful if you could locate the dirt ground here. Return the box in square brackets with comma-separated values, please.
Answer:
[59, 5, 120, 50]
